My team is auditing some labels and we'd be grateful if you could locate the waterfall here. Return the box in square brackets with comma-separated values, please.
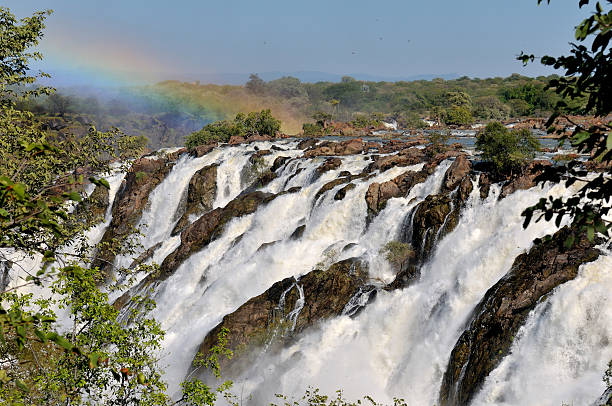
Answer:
[231, 178, 581, 404]
[13, 139, 610, 405]
[472, 253, 612, 406]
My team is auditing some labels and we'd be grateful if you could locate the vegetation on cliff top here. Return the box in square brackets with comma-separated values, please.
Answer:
[476, 121, 540, 175]
[185, 109, 281, 147]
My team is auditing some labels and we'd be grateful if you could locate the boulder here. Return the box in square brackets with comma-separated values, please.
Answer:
[334, 183, 356, 200]
[439, 226, 601, 406]
[366, 148, 426, 173]
[271, 156, 290, 172]
[192, 258, 369, 374]
[442, 154, 471, 192]
[228, 136, 246, 145]
[191, 142, 218, 157]
[478, 173, 492, 200]
[303, 138, 365, 158]
[365, 182, 401, 214]
[248, 134, 272, 142]
[297, 138, 319, 150]
[172, 164, 218, 236]
[410, 194, 455, 262]
[315, 157, 342, 177]
[499, 161, 552, 199]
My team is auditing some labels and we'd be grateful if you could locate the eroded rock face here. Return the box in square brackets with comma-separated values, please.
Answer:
[442, 154, 471, 192]
[303, 138, 365, 158]
[411, 194, 455, 261]
[192, 258, 369, 375]
[499, 160, 552, 199]
[172, 164, 218, 236]
[161, 191, 277, 281]
[93, 155, 178, 278]
[191, 142, 217, 158]
[439, 226, 601, 406]
[315, 157, 342, 177]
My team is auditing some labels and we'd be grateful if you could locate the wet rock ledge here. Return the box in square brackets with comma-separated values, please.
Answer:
[439, 226, 601, 406]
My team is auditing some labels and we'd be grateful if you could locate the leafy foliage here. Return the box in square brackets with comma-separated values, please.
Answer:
[380, 241, 414, 271]
[0, 7, 168, 404]
[520, 0, 611, 248]
[426, 131, 450, 157]
[272, 387, 408, 406]
[185, 109, 281, 147]
[475, 121, 540, 175]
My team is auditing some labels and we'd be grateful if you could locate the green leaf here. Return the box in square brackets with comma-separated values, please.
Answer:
[89, 352, 100, 368]
[12, 183, 26, 199]
[564, 234, 575, 249]
[34, 329, 47, 343]
[606, 131, 612, 151]
[49, 333, 73, 351]
[99, 178, 110, 189]
[16, 379, 29, 392]
[64, 191, 82, 202]
[587, 225, 595, 241]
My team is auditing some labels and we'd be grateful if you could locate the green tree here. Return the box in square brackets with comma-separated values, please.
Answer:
[0, 7, 172, 404]
[517, 1, 611, 397]
[444, 105, 473, 125]
[475, 121, 540, 175]
[46, 93, 73, 117]
[245, 73, 266, 95]
[520, 0, 611, 246]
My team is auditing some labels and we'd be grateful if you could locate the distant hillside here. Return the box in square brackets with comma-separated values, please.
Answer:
[20, 73, 586, 148]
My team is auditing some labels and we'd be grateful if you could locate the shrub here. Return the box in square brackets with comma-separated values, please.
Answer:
[426, 131, 450, 156]
[185, 109, 281, 148]
[380, 241, 414, 271]
[303, 122, 323, 136]
[475, 121, 540, 175]
[444, 105, 473, 125]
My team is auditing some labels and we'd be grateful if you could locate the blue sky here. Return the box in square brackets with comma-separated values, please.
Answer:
[4, 0, 590, 84]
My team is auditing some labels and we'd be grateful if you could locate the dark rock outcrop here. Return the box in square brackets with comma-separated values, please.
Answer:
[191, 142, 218, 157]
[271, 156, 290, 172]
[439, 226, 601, 406]
[315, 157, 342, 177]
[442, 154, 471, 192]
[297, 138, 318, 150]
[160, 191, 278, 281]
[364, 152, 467, 219]
[499, 161, 552, 199]
[334, 183, 356, 200]
[411, 194, 456, 261]
[303, 138, 364, 158]
[93, 155, 177, 278]
[193, 258, 369, 374]
[172, 164, 218, 235]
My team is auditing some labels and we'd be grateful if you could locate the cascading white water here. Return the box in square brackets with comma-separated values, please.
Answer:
[228, 177, 584, 405]
[472, 252, 612, 406]
[22, 140, 610, 405]
[147, 148, 427, 393]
